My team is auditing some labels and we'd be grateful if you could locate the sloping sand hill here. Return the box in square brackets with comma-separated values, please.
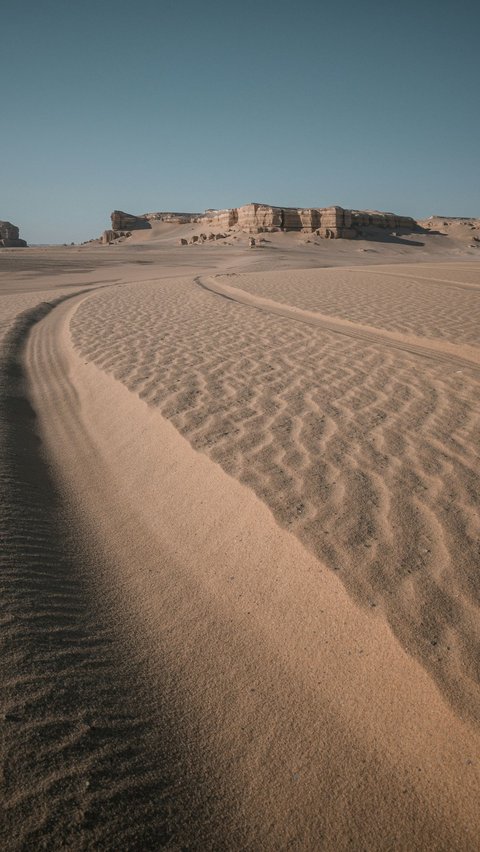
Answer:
[1, 243, 479, 849]
[71, 265, 480, 722]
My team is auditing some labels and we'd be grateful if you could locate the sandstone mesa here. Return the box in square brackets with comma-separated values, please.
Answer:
[102, 203, 417, 245]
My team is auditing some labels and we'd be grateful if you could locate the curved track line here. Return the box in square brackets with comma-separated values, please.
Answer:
[0, 290, 206, 851]
[196, 275, 480, 374]
[364, 267, 480, 293]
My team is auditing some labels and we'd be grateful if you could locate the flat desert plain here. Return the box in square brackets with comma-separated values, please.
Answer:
[1, 225, 479, 850]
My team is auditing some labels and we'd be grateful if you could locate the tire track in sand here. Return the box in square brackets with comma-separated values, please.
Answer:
[196, 275, 480, 374]
[0, 293, 218, 851]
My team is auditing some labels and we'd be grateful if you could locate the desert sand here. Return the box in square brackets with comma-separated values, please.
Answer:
[1, 223, 479, 850]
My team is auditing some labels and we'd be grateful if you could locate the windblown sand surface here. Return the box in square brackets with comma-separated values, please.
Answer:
[1, 238, 479, 850]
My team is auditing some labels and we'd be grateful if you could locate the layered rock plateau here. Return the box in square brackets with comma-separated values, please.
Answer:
[103, 210, 203, 243]
[204, 203, 416, 237]
[0, 220, 27, 247]
[102, 204, 417, 243]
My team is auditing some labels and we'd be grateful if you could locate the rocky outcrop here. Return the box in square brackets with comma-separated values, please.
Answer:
[349, 210, 416, 232]
[110, 211, 151, 231]
[0, 220, 27, 247]
[204, 208, 239, 230]
[313, 207, 357, 239]
[102, 230, 118, 245]
[202, 203, 415, 237]
[204, 204, 303, 233]
[145, 211, 202, 224]
[237, 204, 282, 231]
[101, 229, 131, 244]
[0, 221, 20, 240]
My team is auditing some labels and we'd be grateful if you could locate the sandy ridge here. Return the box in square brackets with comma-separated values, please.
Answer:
[0, 291, 208, 850]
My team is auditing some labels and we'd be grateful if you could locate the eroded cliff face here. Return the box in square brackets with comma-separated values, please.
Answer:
[0, 221, 27, 247]
[144, 212, 202, 224]
[349, 210, 416, 231]
[110, 211, 152, 231]
[111, 211, 203, 229]
[203, 204, 416, 237]
[238, 204, 284, 232]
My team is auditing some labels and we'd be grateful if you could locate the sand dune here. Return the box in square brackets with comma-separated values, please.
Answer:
[71, 265, 480, 722]
[27, 289, 480, 848]
[1, 246, 479, 849]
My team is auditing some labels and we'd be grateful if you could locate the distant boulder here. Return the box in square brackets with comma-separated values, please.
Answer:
[0, 220, 27, 247]
[101, 229, 132, 244]
[0, 221, 19, 240]
[102, 229, 119, 245]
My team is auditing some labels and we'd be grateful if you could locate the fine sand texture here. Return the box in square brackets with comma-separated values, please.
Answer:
[1, 241, 480, 850]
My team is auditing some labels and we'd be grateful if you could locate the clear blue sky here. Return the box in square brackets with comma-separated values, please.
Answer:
[2, 0, 479, 243]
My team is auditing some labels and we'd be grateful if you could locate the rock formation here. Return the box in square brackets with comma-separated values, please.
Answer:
[110, 211, 151, 231]
[106, 203, 417, 242]
[102, 230, 118, 245]
[101, 229, 131, 245]
[0, 220, 27, 247]
[145, 211, 202, 224]
[349, 209, 416, 232]
[203, 203, 416, 238]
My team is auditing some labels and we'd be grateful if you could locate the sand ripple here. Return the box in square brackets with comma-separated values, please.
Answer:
[222, 263, 480, 344]
[71, 268, 480, 720]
